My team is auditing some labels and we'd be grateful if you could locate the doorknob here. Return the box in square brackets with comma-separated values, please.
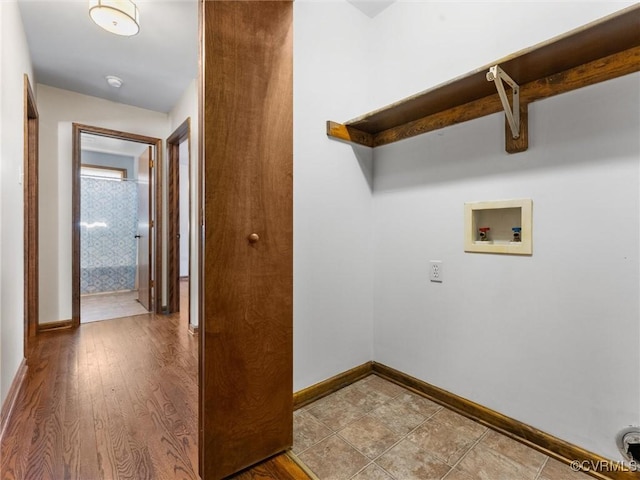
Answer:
[248, 233, 259, 243]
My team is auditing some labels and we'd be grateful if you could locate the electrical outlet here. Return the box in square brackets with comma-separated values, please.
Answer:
[430, 261, 443, 283]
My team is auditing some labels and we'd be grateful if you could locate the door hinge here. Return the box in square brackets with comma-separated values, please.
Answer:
[149, 159, 154, 168]
[150, 220, 154, 228]
[150, 279, 155, 287]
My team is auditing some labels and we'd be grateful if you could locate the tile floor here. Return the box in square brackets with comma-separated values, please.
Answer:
[294, 375, 591, 480]
[81, 289, 149, 322]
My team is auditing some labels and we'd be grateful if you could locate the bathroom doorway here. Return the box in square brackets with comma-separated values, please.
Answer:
[72, 124, 163, 326]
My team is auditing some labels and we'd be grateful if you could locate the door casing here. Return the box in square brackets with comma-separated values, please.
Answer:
[166, 118, 191, 317]
[71, 124, 163, 325]
[23, 75, 39, 357]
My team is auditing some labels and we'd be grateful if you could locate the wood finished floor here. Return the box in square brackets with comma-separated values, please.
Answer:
[1, 312, 199, 480]
[0, 286, 310, 480]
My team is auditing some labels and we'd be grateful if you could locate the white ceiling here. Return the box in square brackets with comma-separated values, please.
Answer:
[347, 0, 395, 18]
[18, 0, 198, 114]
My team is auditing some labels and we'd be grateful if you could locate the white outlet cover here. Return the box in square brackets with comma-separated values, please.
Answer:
[430, 261, 443, 283]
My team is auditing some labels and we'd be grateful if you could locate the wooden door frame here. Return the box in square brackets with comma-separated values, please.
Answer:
[166, 118, 191, 317]
[23, 75, 39, 357]
[71, 124, 163, 326]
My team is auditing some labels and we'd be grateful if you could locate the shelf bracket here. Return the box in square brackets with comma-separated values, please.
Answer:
[486, 65, 520, 139]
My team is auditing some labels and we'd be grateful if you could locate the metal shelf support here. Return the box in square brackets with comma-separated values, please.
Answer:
[487, 65, 520, 139]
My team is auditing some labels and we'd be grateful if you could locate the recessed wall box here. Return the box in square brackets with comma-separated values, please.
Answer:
[464, 199, 532, 255]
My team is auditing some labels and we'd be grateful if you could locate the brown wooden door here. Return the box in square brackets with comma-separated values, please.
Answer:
[137, 146, 152, 311]
[200, 2, 293, 478]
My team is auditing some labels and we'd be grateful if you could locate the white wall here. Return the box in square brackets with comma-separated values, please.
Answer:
[0, 0, 34, 405]
[369, 1, 639, 461]
[293, 1, 376, 391]
[179, 144, 189, 277]
[168, 79, 199, 326]
[37, 85, 169, 324]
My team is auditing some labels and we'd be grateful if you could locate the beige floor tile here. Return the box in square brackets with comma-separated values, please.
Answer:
[375, 439, 452, 480]
[406, 414, 486, 465]
[369, 398, 428, 435]
[338, 415, 402, 459]
[431, 409, 487, 435]
[298, 435, 370, 480]
[456, 442, 538, 480]
[365, 376, 407, 398]
[351, 463, 395, 480]
[337, 381, 392, 412]
[480, 430, 547, 474]
[307, 394, 368, 431]
[81, 290, 149, 323]
[394, 391, 442, 418]
[293, 409, 333, 454]
[295, 378, 596, 480]
[538, 458, 593, 479]
[442, 468, 475, 480]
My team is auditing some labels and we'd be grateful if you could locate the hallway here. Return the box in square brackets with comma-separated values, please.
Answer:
[0, 311, 199, 479]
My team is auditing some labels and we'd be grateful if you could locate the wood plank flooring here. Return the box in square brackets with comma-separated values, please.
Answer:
[1, 313, 199, 480]
[0, 306, 310, 480]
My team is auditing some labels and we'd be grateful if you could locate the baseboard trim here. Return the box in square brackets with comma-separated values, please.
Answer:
[293, 361, 373, 410]
[0, 358, 28, 441]
[372, 362, 635, 480]
[188, 324, 199, 335]
[38, 319, 74, 332]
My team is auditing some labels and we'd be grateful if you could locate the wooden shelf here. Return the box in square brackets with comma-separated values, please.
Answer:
[327, 4, 640, 153]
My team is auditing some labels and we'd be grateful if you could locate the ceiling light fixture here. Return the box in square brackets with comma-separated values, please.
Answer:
[89, 0, 140, 37]
[106, 75, 124, 88]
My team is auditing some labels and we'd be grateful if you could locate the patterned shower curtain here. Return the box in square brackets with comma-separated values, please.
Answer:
[80, 176, 138, 294]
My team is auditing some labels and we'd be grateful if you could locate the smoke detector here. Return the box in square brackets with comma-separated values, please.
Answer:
[616, 426, 640, 463]
[106, 75, 123, 88]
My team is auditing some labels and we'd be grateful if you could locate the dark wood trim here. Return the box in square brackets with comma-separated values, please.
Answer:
[372, 362, 635, 480]
[505, 103, 529, 154]
[166, 118, 191, 316]
[197, 1, 204, 476]
[38, 319, 74, 332]
[328, 5, 640, 150]
[325, 121, 374, 147]
[71, 124, 163, 326]
[154, 141, 163, 315]
[188, 323, 199, 335]
[0, 359, 27, 441]
[167, 139, 180, 313]
[293, 362, 373, 410]
[370, 45, 640, 148]
[23, 75, 39, 359]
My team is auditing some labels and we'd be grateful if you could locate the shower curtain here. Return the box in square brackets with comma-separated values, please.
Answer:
[80, 176, 138, 294]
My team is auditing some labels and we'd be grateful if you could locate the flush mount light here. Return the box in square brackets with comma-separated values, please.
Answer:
[106, 75, 123, 88]
[89, 0, 140, 37]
